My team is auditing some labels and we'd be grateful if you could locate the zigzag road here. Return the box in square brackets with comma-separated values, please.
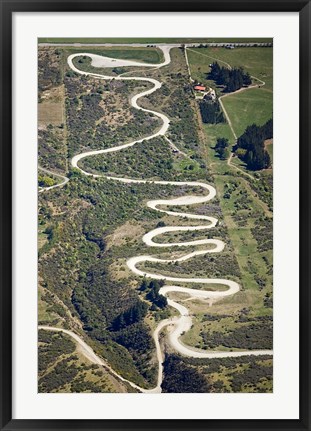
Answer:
[40, 45, 273, 393]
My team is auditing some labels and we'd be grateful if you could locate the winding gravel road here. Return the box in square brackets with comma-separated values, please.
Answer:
[40, 45, 273, 393]
[38, 166, 69, 193]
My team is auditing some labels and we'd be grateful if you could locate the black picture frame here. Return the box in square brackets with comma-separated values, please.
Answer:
[1, 0, 310, 430]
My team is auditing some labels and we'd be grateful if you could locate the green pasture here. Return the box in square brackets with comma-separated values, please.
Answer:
[221, 88, 272, 137]
[187, 46, 273, 90]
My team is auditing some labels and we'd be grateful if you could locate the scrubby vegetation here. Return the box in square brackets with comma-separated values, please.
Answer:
[64, 74, 161, 158]
[142, 251, 240, 281]
[38, 48, 62, 92]
[81, 135, 207, 181]
[251, 216, 273, 252]
[137, 48, 206, 165]
[162, 354, 210, 393]
[201, 318, 273, 350]
[38, 329, 124, 393]
[38, 126, 67, 172]
[38, 172, 206, 387]
[162, 353, 272, 393]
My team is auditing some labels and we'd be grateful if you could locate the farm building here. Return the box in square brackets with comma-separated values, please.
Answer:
[204, 88, 216, 101]
[194, 85, 206, 92]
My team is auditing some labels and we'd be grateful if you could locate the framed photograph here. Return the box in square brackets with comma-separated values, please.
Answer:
[1, 0, 310, 430]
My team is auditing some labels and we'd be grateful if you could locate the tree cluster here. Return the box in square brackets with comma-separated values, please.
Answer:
[140, 279, 168, 310]
[199, 99, 225, 124]
[111, 300, 148, 331]
[38, 175, 56, 188]
[114, 322, 153, 353]
[208, 62, 252, 93]
[234, 119, 272, 170]
[215, 137, 230, 160]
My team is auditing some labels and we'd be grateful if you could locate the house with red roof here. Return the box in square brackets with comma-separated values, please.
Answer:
[194, 85, 206, 92]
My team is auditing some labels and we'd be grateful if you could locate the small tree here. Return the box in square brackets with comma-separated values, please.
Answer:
[139, 278, 148, 291]
[215, 137, 230, 160]
[38, 175, 55, 187]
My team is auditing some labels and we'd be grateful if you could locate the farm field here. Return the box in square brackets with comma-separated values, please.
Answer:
[187, 46, 273, 139]
[38, 85, 65, 126]
[187, 47, 273, 90]
[38, 39, 273, 394]
[221, 88, 273, 137]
